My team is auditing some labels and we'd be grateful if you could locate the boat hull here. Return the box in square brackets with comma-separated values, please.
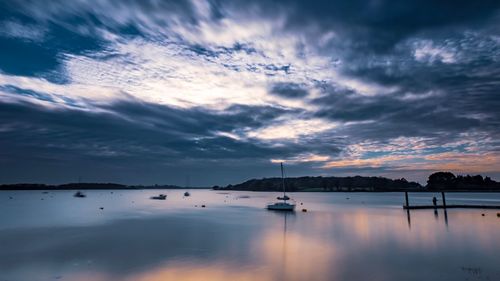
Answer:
[150, 194, 167, 200]
[267, 203, 295, 211]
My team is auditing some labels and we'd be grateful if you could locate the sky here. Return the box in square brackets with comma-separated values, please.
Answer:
[1, 0, 499, 186]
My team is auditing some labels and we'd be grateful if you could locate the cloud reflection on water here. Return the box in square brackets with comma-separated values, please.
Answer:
[1, 191, 500, 280]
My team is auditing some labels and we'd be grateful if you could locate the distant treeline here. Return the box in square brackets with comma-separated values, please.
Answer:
[2, 172, 499, 191]
[213, 176, 421, 192]
[0, 183, 191, 190]
[426, 172, 500, 191]
[214, 172, 500, 192]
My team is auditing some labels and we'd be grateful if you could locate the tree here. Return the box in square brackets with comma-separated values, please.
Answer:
[427, 172, 456, 190]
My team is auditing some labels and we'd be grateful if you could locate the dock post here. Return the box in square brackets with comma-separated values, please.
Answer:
[405, 192, 409, 207]
[441, 192, 447, 208]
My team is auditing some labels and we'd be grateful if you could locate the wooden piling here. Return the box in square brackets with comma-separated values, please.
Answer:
[441, 192, 447, 208]
[405, 192, 409, 207]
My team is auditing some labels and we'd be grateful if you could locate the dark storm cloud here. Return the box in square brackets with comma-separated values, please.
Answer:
[313, 73, 500, 144]
[0, 85, 54, 102]
[0, 99, 278, 160]
[269, 82, 308, 99]
[314, 88, 481, 136]
[0, 96, 336, 184]
[223, 0, 500, 52]
[306, 21, 500, 146]
[341, 33, 500, 88]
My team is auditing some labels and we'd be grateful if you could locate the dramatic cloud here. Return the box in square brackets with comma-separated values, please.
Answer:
[269, 82, 309, 99]
[1, 0, 499, 184]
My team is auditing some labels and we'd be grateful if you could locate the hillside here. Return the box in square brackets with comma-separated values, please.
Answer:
[214, 176, 422, 192]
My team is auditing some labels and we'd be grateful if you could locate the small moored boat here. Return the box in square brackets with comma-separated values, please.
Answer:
[267, 162, 295, 211]
[150, 194, 167, 200]
[74, 191, 86, 198]
[267, 201, 295, 211]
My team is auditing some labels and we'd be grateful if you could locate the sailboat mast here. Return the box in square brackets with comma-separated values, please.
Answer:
[281, 162, 286, 197]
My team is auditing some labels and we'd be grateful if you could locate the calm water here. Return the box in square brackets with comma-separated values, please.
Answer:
[1, 190, 500, 281]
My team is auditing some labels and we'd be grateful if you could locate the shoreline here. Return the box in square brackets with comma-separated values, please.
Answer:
[2, 188, 500, 192]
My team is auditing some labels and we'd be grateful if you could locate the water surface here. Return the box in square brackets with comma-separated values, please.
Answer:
[1, 190, 499, 281]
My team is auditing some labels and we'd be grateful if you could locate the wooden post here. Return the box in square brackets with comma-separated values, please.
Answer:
[405, 192, 409, 207]
[406, 209, 411, 229]
[441, 192, 447, 208]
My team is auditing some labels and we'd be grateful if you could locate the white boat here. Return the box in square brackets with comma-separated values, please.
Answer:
[267, 162, 295, 211]
[267, 201, 295, 211]
[150, 194, 167, 200]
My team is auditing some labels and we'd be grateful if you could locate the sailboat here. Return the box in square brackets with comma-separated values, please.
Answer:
[74, 191, 86, 198]
[267, 162, 295, 211]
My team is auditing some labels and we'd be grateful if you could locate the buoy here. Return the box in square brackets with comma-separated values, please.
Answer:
[99, 207, 104, 210]
[300, 202, 303, 205]
[201, 205, 206, 208]
[497, 213, 500, 217]
[302, 209, 307, 212]
[481, 213, 485, 216]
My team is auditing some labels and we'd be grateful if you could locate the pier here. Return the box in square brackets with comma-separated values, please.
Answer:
[403, 192, 500, 210]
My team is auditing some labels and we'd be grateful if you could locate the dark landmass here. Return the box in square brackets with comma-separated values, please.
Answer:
[0, 183, 205, 190]
[426, 172, 500, 191]
[213, 172, 500, 192]
[1, 172, 499, 192]
[214, 176, 421, 192]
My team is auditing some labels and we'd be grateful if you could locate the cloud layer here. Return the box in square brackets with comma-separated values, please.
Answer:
[1, 0, 499, 184]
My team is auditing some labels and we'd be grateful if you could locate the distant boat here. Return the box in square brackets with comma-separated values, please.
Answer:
[184, 191, 190, 197]
[150, 194, 167, 200]
[74, 191, 86, 198]
[267, 163, 295, 211]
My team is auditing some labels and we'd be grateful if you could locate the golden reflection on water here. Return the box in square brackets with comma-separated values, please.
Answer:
[256, 216, 337, 281]
[121, 214, 337, 281]
[62, 208, 497, 281]
[126, 264, 270, 281]
[124, 208, 500, 281]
